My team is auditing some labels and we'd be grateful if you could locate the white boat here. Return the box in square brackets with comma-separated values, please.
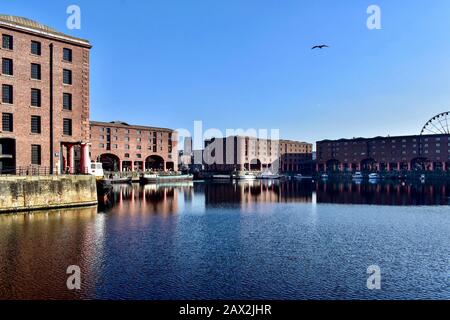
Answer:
[420, 174, 426, 183]
[212, 174, 231, 180]
[352, 172, 364, 180]
[321, 173, 329, 180]
[259, 170, 281, 179]
[157, 174, 193, 182]
[140, 173, 193, 184]
[368, 173, 380, 180]
[89, 162, 104, 178]
[232, 171, 257, 180]
[140, 173, 158, 184]
[294, 174, 312, 180]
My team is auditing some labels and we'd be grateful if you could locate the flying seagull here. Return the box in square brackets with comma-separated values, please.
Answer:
[311, 45, 329, 50]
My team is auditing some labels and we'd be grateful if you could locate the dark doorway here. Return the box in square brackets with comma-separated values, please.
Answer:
[0, 138, 16, 174]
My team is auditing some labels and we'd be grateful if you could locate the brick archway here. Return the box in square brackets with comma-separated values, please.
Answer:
[99, 153, 121, 172]
[145, 155, 165, 171]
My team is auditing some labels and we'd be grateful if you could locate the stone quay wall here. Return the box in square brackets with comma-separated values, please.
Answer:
[0, 175, 97, 213]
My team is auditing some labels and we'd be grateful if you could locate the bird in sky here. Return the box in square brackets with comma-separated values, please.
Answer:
[311, 45, 329, 50]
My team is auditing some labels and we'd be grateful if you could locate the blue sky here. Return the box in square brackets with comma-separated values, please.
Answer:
[3, 0, 450, 145]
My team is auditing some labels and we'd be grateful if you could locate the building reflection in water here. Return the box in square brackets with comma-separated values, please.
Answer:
[100, 180, 450, 213]
[203, 180, 313, 209]
[100, 182, 200, 216]
[315, 181, 450, 206]
[0, 206, 102, 300]
[1, 180, 448, 299]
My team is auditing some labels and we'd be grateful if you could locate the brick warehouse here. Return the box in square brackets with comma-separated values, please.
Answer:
[202, 136, 312, 173]
[316, 134, 450, 172]
[90, 121, 178, 172]
[0, 15, 91, 174]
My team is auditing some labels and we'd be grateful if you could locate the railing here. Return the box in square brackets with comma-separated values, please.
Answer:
[0, 166, 90, 176]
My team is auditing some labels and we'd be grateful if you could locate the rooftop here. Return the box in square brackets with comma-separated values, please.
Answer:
[0, 14, 90, 46]
[317, 133, 450, 143]
[90, 120, 175, 132]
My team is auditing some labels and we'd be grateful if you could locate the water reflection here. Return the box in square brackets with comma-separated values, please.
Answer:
[1, 180, 449, 300]
[100, 182, 195, 215]
[0, 206, 101, 300]
[100, 180, 450, 211]
[315, 180, 450, 206]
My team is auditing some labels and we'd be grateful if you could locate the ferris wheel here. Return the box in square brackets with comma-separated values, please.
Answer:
[420, 111, 450, 135]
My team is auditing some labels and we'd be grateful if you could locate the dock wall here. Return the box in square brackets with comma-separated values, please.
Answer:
[0, 175, 97, 213]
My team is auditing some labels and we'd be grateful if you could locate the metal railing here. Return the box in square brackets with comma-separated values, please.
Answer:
[0, 166, 90, 176]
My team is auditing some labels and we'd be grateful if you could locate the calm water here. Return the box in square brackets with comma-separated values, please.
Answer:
[0, 180, 449, 300]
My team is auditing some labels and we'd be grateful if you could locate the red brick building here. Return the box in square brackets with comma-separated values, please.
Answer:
[316, 134, 450, 172]
[279, 139, 313, 173]
[90, 121, 178, 172]
[0, 15, 91, 174]
[202, 136, 312, 173]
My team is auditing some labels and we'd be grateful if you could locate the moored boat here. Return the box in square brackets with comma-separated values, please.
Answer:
[157, 174, 193, 182]
[140, 173, 193, 184]
[368, 173, 380, 180]
[109, 175, 132, 184]
[352, 172, 364, 180]
[139, 173, 158, 184]
[294, 174, 313, 180]
[212, 174, 231, 180]
[420, 174, 426, 183]
[232, 171, 257, 180]
[96, 179, 113, 196]
[259, 170, 281, 179]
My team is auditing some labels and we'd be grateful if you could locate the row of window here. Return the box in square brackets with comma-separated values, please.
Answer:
[98, 143, 162, 152]
[98, 127, 170, 138]
[1, 84, 72, 109]
[325, 137, 450, 147]
[332, 149, 450, 157]
[1, 59, 72, 84]
[99, 135, 163, 144]
[2, 34, 73, 62]
[1, 113, 72, 135]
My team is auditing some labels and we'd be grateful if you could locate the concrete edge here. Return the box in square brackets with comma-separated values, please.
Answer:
[0, 201, 98, 214]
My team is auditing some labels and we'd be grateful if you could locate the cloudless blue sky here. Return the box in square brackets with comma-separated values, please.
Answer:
[3, 0, 450, 145]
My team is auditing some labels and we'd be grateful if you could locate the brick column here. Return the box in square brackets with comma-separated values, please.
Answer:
[63, 146, 68, 173]
[397, 162, 401, 171]
[387, 163, 391, 171]
[80, 143, 91, 174]
[443, 162, 447, 171]
[67, 145, 75, 174]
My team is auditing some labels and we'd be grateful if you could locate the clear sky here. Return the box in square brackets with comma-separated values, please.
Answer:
[3, 0, 450, 145]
